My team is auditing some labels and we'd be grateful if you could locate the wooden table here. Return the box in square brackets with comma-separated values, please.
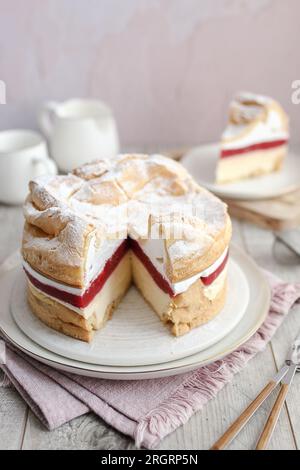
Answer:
[1, 205, 300, 450]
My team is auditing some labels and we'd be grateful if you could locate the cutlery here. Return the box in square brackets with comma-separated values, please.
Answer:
[211, 330, 300, 450]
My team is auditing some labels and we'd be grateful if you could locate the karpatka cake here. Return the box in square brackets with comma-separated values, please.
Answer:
[216, 92, 289, 184]
[22, 154, 232, 342]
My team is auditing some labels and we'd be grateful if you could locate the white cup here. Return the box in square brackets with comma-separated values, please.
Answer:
[38, 98, 120, 172]
[0, 129, 57, 205]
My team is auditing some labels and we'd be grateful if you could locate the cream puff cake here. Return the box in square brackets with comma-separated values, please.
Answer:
[22, 154, 232, 342]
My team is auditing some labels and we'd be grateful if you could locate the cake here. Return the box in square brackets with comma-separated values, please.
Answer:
[216, 92, 289, 184]
[22, 154, 232, 342]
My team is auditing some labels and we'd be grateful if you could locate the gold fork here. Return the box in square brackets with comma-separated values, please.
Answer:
[211, 332, 300, 450]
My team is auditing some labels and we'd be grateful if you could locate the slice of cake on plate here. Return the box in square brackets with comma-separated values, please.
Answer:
[22, 154, 232, 342]
[216, 92, 289, 184]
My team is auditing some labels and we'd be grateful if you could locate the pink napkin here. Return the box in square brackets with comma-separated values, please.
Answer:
[1, 271, 300, 448]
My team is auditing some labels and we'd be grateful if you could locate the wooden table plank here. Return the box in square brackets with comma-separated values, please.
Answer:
[0, 379, 28, 450]
[241, 221, 300, 450]
[22, 412, 136, 450]
[0, 206, 28, 450]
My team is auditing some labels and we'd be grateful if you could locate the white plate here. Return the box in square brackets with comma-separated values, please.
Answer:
[11, 258, 249, 366]
[181, 143, 300, 200]
[0, 245, 271, 379]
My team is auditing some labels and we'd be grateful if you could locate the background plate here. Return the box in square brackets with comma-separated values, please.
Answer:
[182, 143, 300, 200]
[11, 258, 249, 366]
[0, 245, 271, 379]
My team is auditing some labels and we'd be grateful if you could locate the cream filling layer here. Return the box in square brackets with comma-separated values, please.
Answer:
[28, 251, 227, 318]
[28, 253, 131, 320]
[23, 244, 228, 299]
[216, 147, 285, 183]
[135, 238, 229, 295]
[202, 267, 227, 301]
[131, 252, 173, 318]
[132, 252, 227, 322]
[171, 247, 228, 294]
[85, 236, 124, 286]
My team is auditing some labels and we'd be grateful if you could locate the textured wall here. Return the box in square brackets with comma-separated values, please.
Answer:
[0, 0, 299, 147]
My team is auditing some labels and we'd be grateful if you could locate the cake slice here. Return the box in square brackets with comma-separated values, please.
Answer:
[131, 238, 228, 337]
[216, 92, 289, 184]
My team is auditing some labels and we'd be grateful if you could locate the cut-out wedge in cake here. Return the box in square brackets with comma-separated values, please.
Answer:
[216, 92, 289, 184]
[22, 154, 231, 342]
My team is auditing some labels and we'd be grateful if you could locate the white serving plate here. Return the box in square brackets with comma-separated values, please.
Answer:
[181, 143, 300, 200]
[0, 244, 270, 380]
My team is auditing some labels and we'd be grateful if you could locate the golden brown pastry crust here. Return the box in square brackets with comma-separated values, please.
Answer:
[223, 94, 289, 145]
[167, 280, 227, 336]
[165, 214, 231, 282]
[27, 282, 124, 343]
[22, 154, 231, 288]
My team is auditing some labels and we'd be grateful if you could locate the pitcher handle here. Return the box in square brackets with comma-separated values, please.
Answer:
[38, 101, 59, 139]
[32, 157, 57, 178]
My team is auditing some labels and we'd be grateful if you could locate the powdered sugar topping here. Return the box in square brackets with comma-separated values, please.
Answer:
[24, 153, 229, 277]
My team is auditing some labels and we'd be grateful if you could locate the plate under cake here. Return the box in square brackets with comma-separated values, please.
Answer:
[216, 92, 289, 184]
[22, 154, 232, 342]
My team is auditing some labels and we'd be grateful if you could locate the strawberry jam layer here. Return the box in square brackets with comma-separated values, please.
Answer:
[24, 238, 229, 308]
[130, 239, 228, 296]
[24, 239, 129, 309]
[130, 239, 175, 297]
[201, 251, 229, 286]
[221, 139, 288, 158]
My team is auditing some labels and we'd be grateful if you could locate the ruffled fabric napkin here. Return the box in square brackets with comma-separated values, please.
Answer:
[1, 270, 300, 448]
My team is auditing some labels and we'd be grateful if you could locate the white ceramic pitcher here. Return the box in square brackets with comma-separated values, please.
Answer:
[38, 99, 120, 172]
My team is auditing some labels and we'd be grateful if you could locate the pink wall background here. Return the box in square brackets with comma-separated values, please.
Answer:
[0, 0, 299, 148]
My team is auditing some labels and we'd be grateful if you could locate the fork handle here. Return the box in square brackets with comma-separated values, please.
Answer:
[210, 381, 277, 450]
[256, 383, 289, 450]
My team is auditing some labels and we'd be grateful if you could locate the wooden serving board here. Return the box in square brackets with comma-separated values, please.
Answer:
[223, 189, 300, 231]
